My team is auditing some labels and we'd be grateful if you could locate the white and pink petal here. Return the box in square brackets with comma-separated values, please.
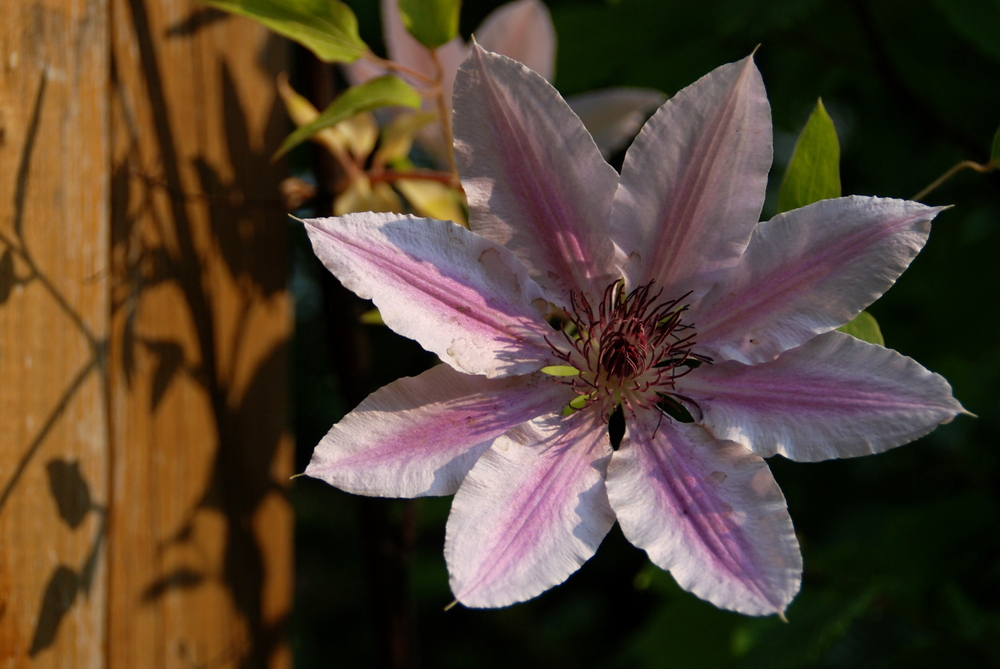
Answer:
[475, 0, 556, 82]
[305, 364, 571, 497]
[611, 55, 771, 298]
[445, 410, 615, 607]
[303, 213, 553, 378]
[606, 413, 801, 616]
[678, 331, 966, 462]
[695, 196, 943, 365]
[453, 45, 620, 303]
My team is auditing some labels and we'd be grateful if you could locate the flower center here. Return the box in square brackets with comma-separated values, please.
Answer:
[545, 280, 709, 419]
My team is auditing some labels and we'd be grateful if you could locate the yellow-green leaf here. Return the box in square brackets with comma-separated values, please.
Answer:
[374, 112, 438, 167]
[359, 308, 385, 325]
[274, 76, 421, 158]
[203, 0, 367, 63]
[540, 365, 580, 377]
[398, 0, 461, 49]
[837, 311, 884, 346]
[396, 179, 467, 226]
[777, 99, 841, 213]
[334, 177, 403, 216]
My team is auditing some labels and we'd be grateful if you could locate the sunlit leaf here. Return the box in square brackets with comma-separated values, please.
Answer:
[359, 308, 385, 325]
[396, 179, 466, 226]
[374, 112, 438, 167]
[540, 365, 580, 376]
[202, 0, 367, 63]
[398, 0, 461, 48]
[777, 98, 841, 214]
[278, 74, 376, 160]
[275, 76, 421, 158]
[837, 311, 884, 346]
[334, 177, 403, 216]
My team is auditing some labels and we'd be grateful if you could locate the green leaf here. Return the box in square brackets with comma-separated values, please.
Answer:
[776, 99, 841, 214]
[274, 76, 422, 158]
[398, 0, 461, 48]
[837, 311, 884, 346]
[202, 0, 367, 63]
[540, 365, 580, 377]
[991, 123, 1000, 166]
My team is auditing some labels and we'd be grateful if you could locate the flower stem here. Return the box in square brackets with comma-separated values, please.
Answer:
[428, 47, 459, 178]
[364, 51, 438, 87]
[913, 159, 996, 201]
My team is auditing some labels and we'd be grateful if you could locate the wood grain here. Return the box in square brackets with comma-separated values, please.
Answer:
[108, 0, 292, 666]
[0, 0, 291, 665]
[0, 0, 110, 665]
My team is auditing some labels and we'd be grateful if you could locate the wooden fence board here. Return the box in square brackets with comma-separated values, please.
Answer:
[107, 1, 291, 667]
[0, 0, 291, 665]
[0, 0, 110, 666]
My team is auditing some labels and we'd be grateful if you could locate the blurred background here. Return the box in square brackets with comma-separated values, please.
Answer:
[291, 1, 1000, 667]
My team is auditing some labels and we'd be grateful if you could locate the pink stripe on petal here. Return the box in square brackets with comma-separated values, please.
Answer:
[696, 196, 942, 364]
[612, 55, 771, 298]
[445, 410, 615, 607]
[304, 213, 554, 378]
[453, 45, 620, 303]
[306, 365, 571, 497]
[607, 413, 801, 616]
[679, 331, 966, 461]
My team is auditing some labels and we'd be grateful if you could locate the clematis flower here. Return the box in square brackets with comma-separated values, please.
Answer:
[348, 0, 666, 161]
[303, 46, 965, 616]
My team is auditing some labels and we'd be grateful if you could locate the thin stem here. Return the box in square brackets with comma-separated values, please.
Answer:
[364, 51, 437, 86]
[368, 168, 461, 189]
[913, 159, 996, 201]
[428, 47, 458, 177]
[330, 145, 366, 183]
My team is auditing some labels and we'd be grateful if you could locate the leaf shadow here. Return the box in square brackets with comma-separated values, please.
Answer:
[113, 3, 291, 665]
[29, 566, 78, 657]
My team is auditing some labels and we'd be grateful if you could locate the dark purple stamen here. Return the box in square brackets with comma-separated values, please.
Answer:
[546, 280, 711, 419]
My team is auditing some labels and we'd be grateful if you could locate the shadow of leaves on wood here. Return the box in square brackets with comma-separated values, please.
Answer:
[45, 459, 92, 529]
[115, 3, 290, 665]
[0, 249, 14, 305]
[29, 566, 78, 657]
[145, 339, 186, 412]
[165, 7, 229, 38]
[141, 568, 206, 601]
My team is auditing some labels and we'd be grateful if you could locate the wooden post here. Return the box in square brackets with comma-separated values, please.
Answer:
[0, 0, 292, 666]
[0, 0, 111, 664]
